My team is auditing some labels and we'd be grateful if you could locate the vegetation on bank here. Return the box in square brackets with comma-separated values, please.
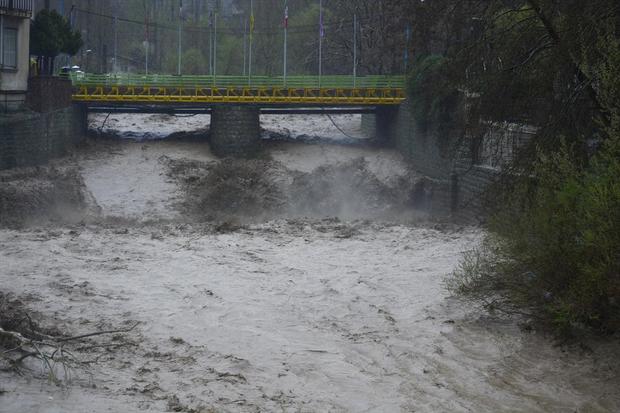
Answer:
[403, 1, 620, 334]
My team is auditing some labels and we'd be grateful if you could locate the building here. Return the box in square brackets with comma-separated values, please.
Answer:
[0, 0, 32, 111]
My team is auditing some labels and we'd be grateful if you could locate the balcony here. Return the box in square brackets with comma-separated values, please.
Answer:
[0, 0, 33, 17]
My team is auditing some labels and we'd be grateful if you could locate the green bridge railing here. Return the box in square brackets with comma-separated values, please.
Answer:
[69, 73, 406, 89]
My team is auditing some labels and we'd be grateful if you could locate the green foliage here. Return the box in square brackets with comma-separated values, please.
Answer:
[160, 48, 208, 75]
[30, 10, 64, 58]
[62, 28, 83, 56]
[406, 55, 460, 132]
[215, 36, 243, 76]
[450, 138, 620, 334]
[447, 4, 620, 335]
[181, 48, 208, 75]
[30, 9, 83, 58]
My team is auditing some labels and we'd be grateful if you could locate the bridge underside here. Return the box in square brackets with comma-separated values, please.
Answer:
[85, 104, 378, 115]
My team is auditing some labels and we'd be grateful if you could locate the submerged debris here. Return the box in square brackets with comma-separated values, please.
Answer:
[166, 156, 423, 221]
[0, 166, 96, 228]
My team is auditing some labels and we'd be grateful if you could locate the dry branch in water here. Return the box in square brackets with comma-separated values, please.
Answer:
[0, 293, 139, 384]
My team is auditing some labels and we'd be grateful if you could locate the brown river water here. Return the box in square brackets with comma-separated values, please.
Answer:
[0, 114, 618, 412]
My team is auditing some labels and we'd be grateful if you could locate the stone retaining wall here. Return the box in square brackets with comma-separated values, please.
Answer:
[0, 105, 87, 170]
[26, 76, 73, 113]
[388, 99, 531, 223]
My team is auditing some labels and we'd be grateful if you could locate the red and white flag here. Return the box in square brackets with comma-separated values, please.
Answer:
[284, 5, 289, 29]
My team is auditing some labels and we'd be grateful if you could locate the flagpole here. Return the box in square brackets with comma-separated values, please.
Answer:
[243, 18, 247, 76]
[283, 3, 288, 87]
[318, 0, 322, 88]
[249, 0, 254, 86]
[208, 11, 212, 75]
[144, 8, 149, 74]
[113, 1, 118, 73]
[177, 0, 182, 76]
[404, 25, 411, 74]
[214, 12, 217, 80]
[353, 13, 357, 88]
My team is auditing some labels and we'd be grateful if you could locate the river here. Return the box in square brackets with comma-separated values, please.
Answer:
[0, 114, 617, 412]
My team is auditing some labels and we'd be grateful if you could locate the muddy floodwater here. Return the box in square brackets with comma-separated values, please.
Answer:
[0, 114, 618, 412]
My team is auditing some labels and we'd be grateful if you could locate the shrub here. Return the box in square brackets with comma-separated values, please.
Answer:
[449, 138, 620, 334]
[406, 55, 461, 133]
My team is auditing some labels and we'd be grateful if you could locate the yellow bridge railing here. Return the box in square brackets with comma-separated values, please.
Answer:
[71, 73, 406, 105]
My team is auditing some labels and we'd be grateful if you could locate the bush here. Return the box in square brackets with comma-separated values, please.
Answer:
[406, 55, 461, 133]
[449, 138, 620, 334]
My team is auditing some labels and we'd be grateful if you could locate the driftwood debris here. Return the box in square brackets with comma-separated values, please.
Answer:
[0, 293, 139, 384]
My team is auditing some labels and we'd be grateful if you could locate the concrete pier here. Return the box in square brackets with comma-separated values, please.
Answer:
[209, 105, 261, 157]
[361, 107, 398, 145]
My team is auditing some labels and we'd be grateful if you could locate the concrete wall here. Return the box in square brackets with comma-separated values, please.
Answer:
[0, 105, 87, 170]
[0, 73, 87, 170]
[386, 100, 532, 223]
[0, 14, 30, 110]
[365, 101, 455, 219]
[391, 100, 456, 180]
[27, 76, 73, 113]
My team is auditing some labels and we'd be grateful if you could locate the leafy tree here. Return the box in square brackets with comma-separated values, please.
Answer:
[30, 9, 83, 75]
[180, 48, 208, 75]
[434, 0, 620, 334]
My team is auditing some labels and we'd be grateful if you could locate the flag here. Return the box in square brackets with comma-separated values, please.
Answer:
[179, 0, 185, 21]
[319, 7, 324, 37]
[250, 12, 255, 35]
[284, 6, 288, 29]
[404, 25, 411, 70]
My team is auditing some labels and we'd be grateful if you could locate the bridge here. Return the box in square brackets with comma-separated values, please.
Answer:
[70, 73, 406, 156]
[70, 73, 405, 107]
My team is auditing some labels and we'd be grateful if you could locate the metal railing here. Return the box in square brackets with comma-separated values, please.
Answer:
[70, 73, 405, 90]
[0, 0, 33, 15]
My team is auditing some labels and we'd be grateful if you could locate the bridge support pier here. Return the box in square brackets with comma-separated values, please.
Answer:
[361, 107, 398, 145]
[210, 105, 261, 157]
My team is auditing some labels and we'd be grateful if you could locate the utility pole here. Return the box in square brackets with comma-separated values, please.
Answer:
[177, 0, 182, 76]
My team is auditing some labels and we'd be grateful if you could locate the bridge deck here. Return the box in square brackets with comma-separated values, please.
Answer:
[71, 74, 406, 105]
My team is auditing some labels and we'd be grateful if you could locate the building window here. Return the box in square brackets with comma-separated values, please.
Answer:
[2, 28, 18, 69]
